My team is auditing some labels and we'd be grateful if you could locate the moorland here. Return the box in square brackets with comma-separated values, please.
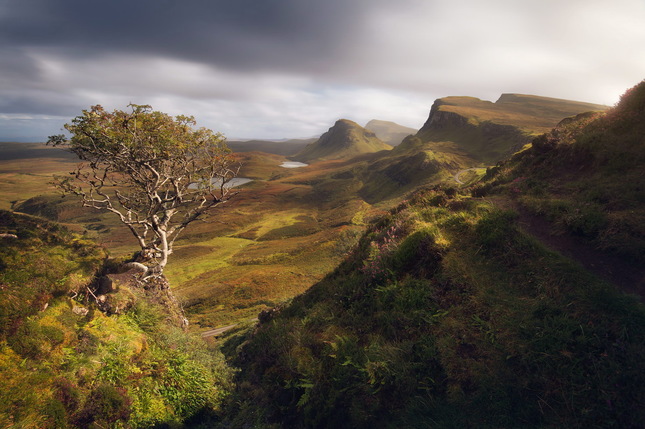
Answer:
[0, 82, 643, 428]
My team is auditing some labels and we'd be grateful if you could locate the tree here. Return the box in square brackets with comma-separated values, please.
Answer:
[48, 104, 240, 276]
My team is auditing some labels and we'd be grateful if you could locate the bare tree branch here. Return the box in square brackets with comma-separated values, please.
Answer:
[49, 104, 240, 275]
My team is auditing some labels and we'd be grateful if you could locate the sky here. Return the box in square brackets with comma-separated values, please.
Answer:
[1, 0, 644, 142]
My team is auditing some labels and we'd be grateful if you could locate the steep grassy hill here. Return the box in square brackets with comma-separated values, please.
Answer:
[223, 83, 645, 428]
[364, 120, 417, 146]
[0, 211, 234, 428]
[411, 94, 609, 164]
[229, 186, 645, 428]
[343, 94, 609, 205]
[473, 80, 645, 282]
[292, 119, 393, 163]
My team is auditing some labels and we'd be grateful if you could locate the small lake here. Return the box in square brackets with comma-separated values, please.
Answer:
[280, 161, 308, 168]
[189, 177, 253, 189]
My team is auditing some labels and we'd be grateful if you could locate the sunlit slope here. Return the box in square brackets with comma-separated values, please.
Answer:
[411, 94, 609, 164]
[0, 210, 233, 428]
[292, 119, 393, 162]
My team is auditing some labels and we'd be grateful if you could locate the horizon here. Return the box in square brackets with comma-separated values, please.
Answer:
[0, 90, 620, 144]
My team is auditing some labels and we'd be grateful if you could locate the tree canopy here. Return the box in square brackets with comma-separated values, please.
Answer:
[48, 104, 239, 275]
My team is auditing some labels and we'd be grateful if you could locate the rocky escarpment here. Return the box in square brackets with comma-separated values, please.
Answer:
[410, 94, 610, 165]
[292, 119, 392, 162]
[420, 99, 471, 130]
[414, 98, 533, 164]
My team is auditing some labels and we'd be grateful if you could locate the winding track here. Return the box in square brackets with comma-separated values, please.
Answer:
[201, 324, 238, 338]
[453, 168, 481, 184]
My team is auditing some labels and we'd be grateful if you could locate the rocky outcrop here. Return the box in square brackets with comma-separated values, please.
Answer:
[420, 99, 470, 131]
[410, 94, 611, 165]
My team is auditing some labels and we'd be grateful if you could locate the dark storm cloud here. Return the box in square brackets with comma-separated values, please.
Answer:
[1, 0, 644, 141]
[0, 0, 392, 72]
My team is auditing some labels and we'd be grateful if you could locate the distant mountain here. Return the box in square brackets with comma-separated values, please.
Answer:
[364, 119, 417, 146]
[292, 119, 393, 163]
[227, 138, 316, 156]
[347, 94, 611, 203]
[409, 94, 610, 164]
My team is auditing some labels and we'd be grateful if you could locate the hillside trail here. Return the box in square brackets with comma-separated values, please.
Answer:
[453, 168, 480, 184]
[486, 195, 644, 301]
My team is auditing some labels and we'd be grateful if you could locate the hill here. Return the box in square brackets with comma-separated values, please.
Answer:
[345, 94, 610, 204]
[364, 120, 417, 146]
[292, 119, 393, 163]
[410, 94, 609, 164]
[473, 80, 645, 277]
[223, 83, 645, 428]
[230, 186, 645, 428]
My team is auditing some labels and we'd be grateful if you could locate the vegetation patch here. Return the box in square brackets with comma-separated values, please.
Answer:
[229, 186, 645, 428]
[0, 211, 234, 428]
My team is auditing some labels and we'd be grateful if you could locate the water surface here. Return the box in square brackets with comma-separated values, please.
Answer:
[280, 161, 308, 168]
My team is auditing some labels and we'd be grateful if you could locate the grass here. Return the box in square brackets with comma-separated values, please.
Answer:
[1, 147, 377, 333]
[474, 82, 645, 265]
[0, 210, 235, 428]
[231, 187, 645, 428]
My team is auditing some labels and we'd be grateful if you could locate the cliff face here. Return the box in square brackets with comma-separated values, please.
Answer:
[413, 94, 609, 164]
[292, 119, 392, 162]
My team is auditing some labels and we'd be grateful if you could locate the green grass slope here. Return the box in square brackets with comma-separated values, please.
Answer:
[292, 119, 393, 163]
[351, 94, 609, 204]
[413, 94, 609, 164]
[0, 211, 234, 428]
[229, 187, 645, 428]
[474, 80, 645, 271]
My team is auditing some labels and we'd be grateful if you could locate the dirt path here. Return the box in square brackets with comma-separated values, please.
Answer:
[201, 317, 259, 338]
[488, 196, 644, 301]
[454, 168, 481, 184]
[201, 324, 238, 338]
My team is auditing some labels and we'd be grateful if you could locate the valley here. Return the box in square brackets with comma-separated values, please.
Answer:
[0, 92, 617, 333]
[1, 84, 643, 428]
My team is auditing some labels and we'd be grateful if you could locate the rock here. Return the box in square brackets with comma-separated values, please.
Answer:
[0, 233, 18, 239]
[72, 305, 89, 316]
[119, 262, 149, 275]
[96, 276, 114, 295]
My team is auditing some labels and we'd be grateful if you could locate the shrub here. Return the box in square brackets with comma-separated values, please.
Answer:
[75, 383, 132, 428]
[474, 209, 519, 252]
[391, 228, 442, 277]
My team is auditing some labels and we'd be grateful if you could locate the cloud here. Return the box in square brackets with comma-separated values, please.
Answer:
[1, 0, 644, 141]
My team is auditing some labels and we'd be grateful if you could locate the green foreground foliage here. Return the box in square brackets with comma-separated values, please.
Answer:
[0, 211, 233, 428]
[230, 187, 645, 428]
